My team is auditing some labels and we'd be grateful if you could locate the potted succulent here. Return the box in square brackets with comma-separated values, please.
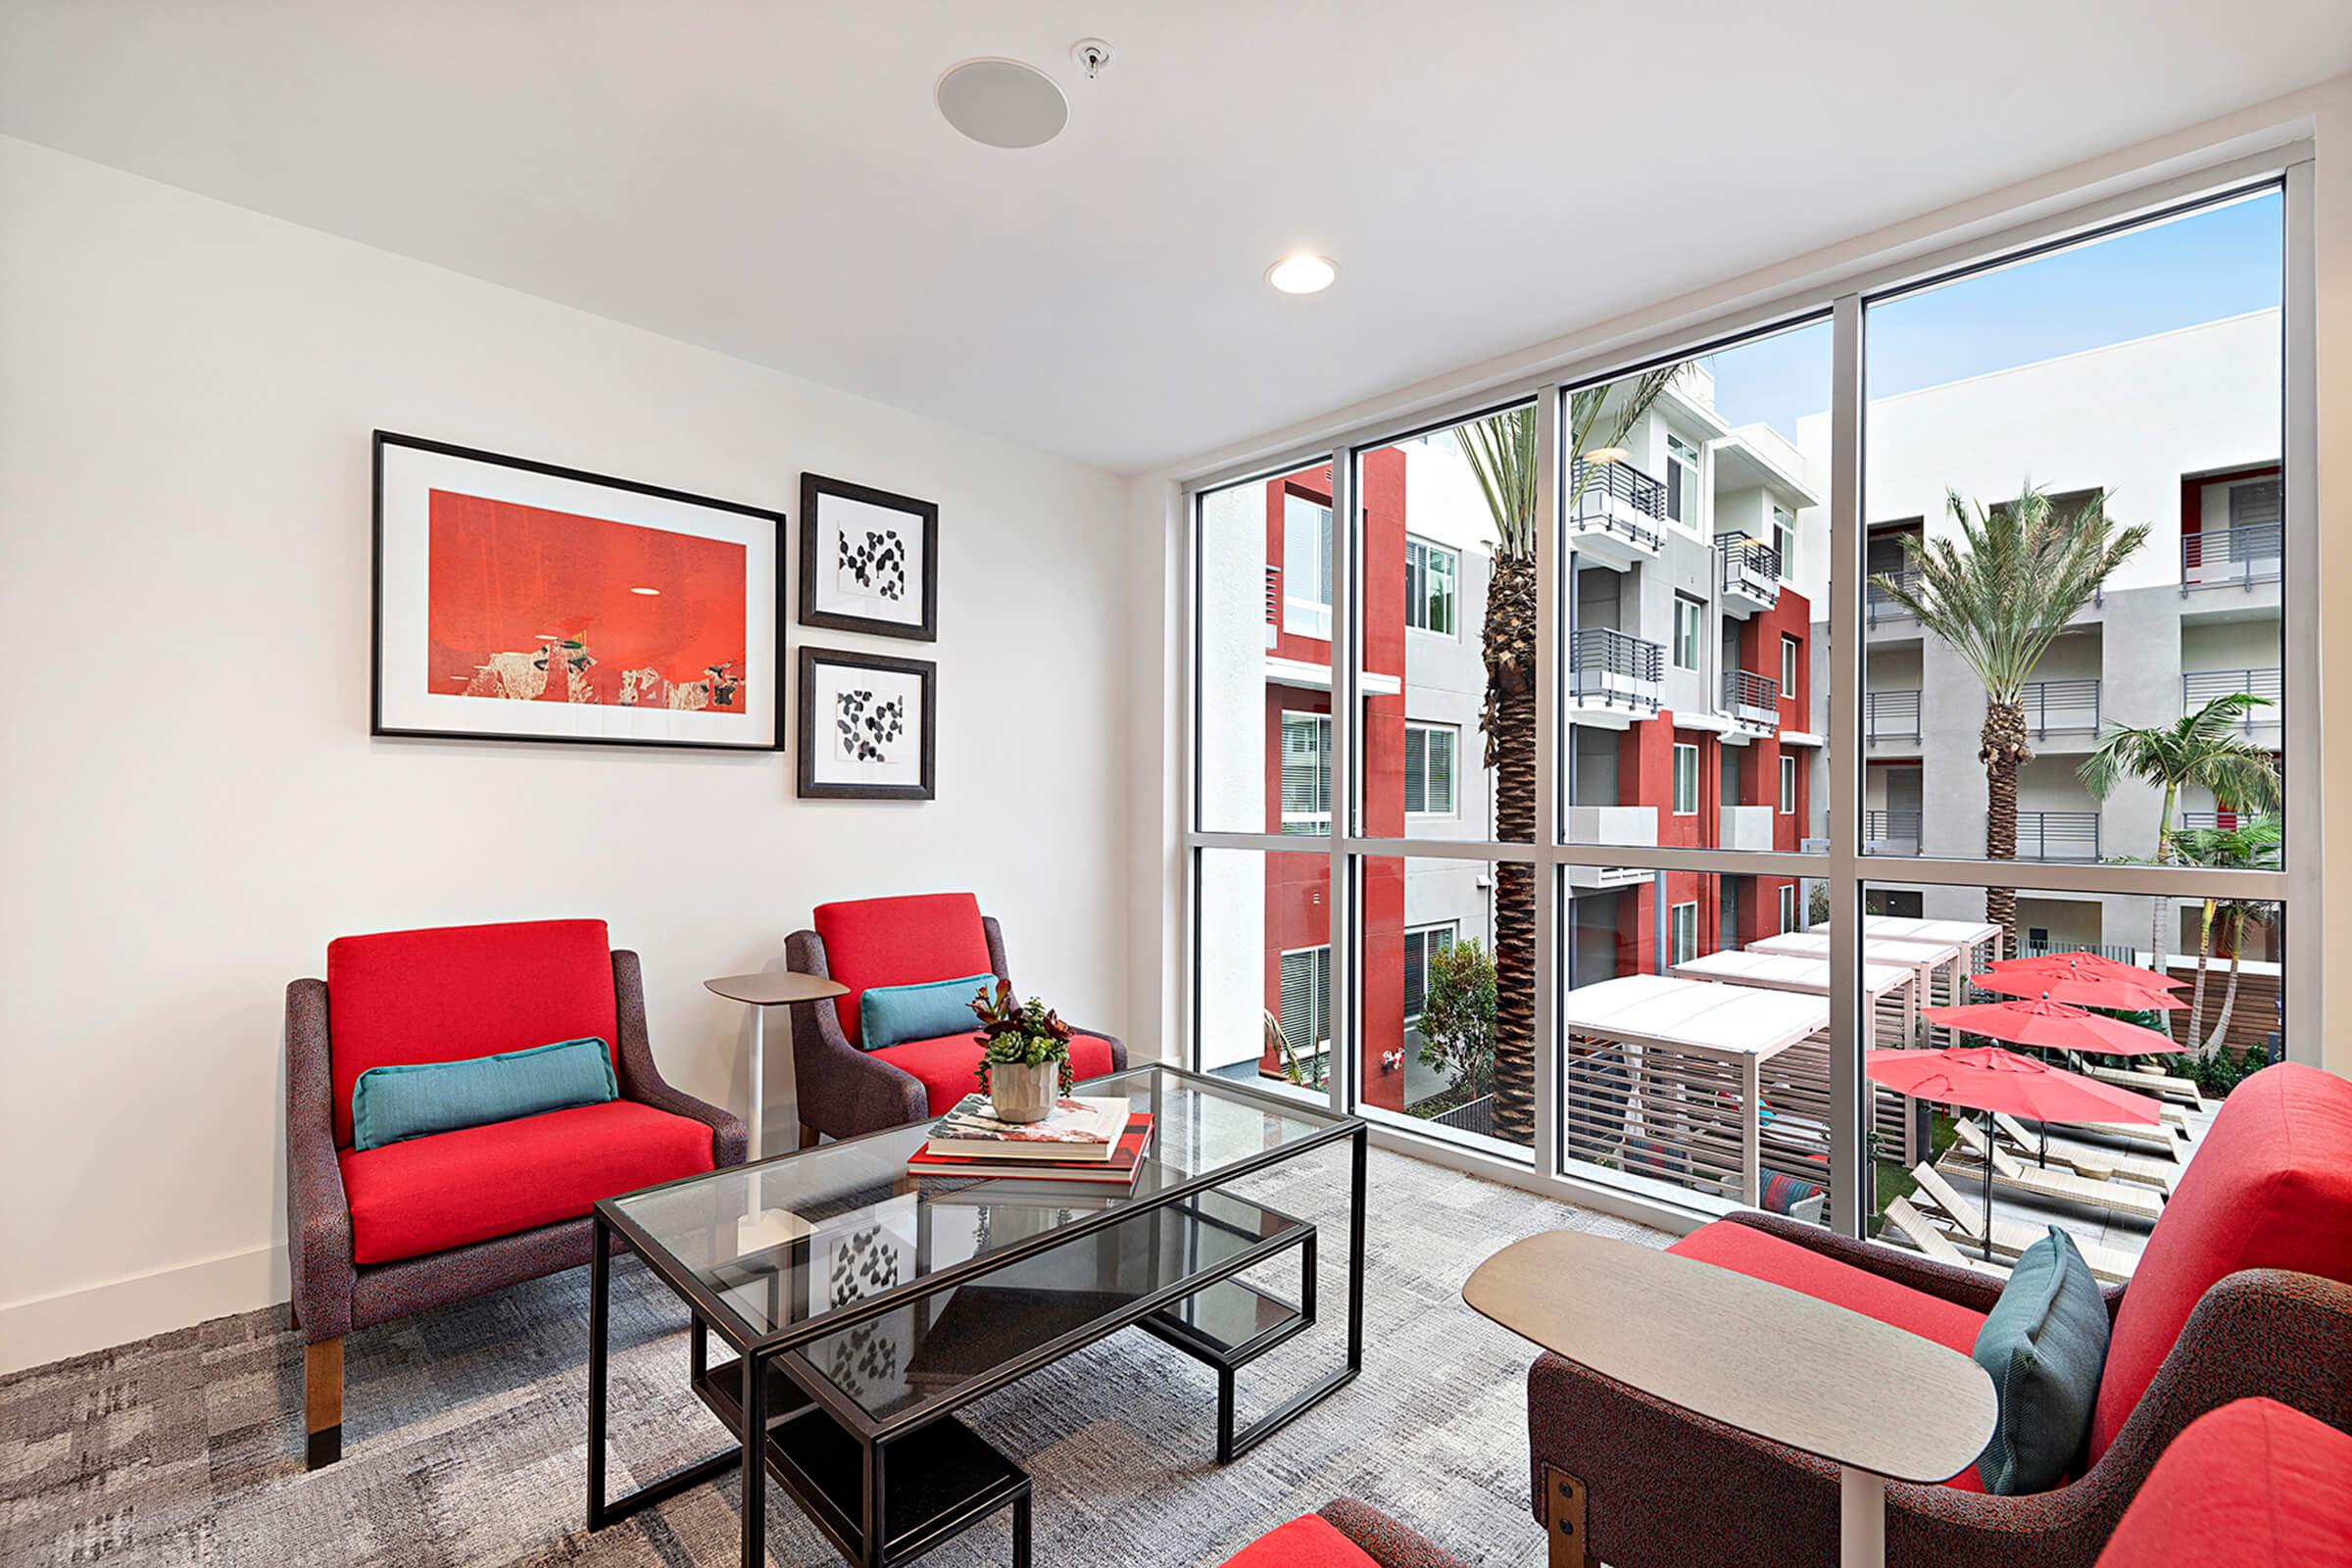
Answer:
[971, 979, 1075, 1122]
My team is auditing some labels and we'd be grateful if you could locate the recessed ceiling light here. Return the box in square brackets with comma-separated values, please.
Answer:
[1266, 253, 1339, 295]
[629, 586, 661, 596]
[937, 59, 1068, 149]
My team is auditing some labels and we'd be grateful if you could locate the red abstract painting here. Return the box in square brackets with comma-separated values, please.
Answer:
[426, 490, 749, 712]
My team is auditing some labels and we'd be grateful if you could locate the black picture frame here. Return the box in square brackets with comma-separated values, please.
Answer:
[371, 431, 788, 751]
[797, 645, 937, 801]
[797, 472, 939, 642]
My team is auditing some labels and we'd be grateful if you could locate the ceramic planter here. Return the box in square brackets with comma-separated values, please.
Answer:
[987, 1059, 1060, 1123]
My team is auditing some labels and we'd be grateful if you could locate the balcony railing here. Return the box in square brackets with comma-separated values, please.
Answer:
[1568, 458, 1666, 553]
[2180, 522, 2283, 594]
[1866, 689, 1921, 742]
[1865, 808, 1923, 853]
[2181, 667, 2282, 724]
[1569, 625, 1664, 712]
[1866, 566, 1921, 627]
[2179, 809, 2253, 833]
[1722, 667, 1780, 728]
[2016, 810, 2101, 861]
[1716, 532, 1781, 606]
[2020, 678, 2100, 737]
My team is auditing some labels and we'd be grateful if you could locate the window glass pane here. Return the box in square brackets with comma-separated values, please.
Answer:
[1197, 464, 1335, 834]
[1356, 404, 1532, 843]
[1858, 879, 2274, 1282]
[1359, 855, 1523, 1159]
[1196, 847, 1332, 1104]
[1278, 711, 1332, 834]
[1562, 318, 1830, 855]
[1859, 190, 2286, 962]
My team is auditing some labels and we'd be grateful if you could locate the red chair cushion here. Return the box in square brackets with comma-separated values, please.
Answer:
[326, 918, 618, 1148]
[1669, 1220, 1993, 1492]
[813, 894, 994, 1047]
[2091, 1063, 2352, 1462]
[339, 1100, 713, 1265]
[872, 1032, 1123, 1118]
[2095, 1398, 2352, 1567]
[1220, 1514, 1377, 1567]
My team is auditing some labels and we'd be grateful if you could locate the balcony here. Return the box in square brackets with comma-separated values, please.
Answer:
[2016, 810, 2100, 861]
[1716, 532, 1781, 617]
[1865, 689, 1921, 744]
[1563, 805, 1658, 889]
[1566, 458, 1666, 570]
[1865, 808, 1922, 855]
[2181, 667, 2282, 725]
[1866, 566, 1921, 629]
[1719, 805, 1773, 851]
[1567, 625, 1663, 728]
[2020, 678, 2100, 739]
[2180, 522, 2282, 595]
[1722, 667, 1780, 733]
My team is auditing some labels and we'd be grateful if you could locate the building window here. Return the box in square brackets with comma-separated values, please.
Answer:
[1666, 431, 1702, 529]
[1672, 742, 1699, 816]
[1778, 883, 1797, 934]
[1402, 922, 1458, 1021]
[1673, 594, 1703, 672]
[2228, 476, 2281, 526]
[1283, 491, 1333, 638]
[1279, 710, 1331, 835]
[1772, 503, 1797, 579]
[1277, 945, 1332, 1056]
[1781, 634, 1799, 698]
[1670, 902, 1698, 965]
[1404, 721, 1457, 815]
[1779, 754, 1797, 814]
[1404, 537, 1457, 635]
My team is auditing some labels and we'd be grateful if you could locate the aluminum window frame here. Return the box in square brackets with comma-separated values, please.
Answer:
[1181, 138, 2317, 1238]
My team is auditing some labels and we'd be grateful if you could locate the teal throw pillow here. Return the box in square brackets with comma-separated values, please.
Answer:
[350, 1036, 616, 1151]
[859, 973, 997, 1050]
[1972, 1225, 2110, 1494]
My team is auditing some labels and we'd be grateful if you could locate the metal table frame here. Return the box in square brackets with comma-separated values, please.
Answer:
[587, 1065, 1368, 1567]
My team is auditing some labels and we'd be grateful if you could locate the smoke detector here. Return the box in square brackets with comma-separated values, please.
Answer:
[936, 59, 1068, 149]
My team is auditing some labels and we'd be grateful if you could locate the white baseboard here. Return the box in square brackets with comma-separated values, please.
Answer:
[0, 1244, 286, 1377]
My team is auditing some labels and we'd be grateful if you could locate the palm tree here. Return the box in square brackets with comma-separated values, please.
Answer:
[1452, 368, 1683, 1147]
[2080, 693, 2280, 1024]
[2161, 809, 2280, 1052]
[1870, 486, 2147, 952]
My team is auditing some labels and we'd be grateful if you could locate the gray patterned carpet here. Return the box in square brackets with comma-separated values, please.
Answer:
[0, 1147, 1665, 1567]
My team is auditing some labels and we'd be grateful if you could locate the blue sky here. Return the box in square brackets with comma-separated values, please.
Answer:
[1701, 189, 2283, 443]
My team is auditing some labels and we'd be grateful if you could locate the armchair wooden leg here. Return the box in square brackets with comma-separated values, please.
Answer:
[1542, 1465, 1598, 1568]
[305, 1337, 343, 1470]
[798, 1122, 819, 1151]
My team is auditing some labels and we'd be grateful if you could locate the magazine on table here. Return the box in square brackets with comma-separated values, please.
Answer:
[923, 1094, 1130, 1160]
[909, 1114, 1154, 1185]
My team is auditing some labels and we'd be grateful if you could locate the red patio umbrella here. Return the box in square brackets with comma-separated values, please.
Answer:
[1987, 951, 2185, 990]
[1867, 1045, 2163, 1257]
[1969, 971, 2188, 1011]
[1925, 996, 2177, 1054]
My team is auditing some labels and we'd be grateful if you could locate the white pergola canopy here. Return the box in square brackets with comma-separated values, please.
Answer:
[1558, 973, 1827, 1057]
[1669, 948, 1912, 1001]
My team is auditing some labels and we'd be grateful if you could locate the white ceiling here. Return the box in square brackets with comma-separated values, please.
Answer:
[4, 2, 2347, 474]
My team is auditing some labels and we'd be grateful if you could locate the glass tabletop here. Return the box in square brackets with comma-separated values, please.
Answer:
[605, 1065, 1350, 1344]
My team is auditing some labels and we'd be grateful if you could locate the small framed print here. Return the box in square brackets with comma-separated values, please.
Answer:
[372, 432, 785, 750]
[798, 646, 936, 801]
[798, 473, 938, 642]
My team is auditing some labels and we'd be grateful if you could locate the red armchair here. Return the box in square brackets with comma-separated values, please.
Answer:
[2093, 1398, 2352, 1565]
[285, 918, 743, 1469]
[784, 892, 1127, 1142]
[1522, 1062, 2352, 1567]
[1220, 1499, 1473, 1567]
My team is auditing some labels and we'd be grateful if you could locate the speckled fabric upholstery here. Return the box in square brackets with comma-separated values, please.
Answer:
[1525, 1211, 2352, 1568]
[787, 912, 1127, 1140]
[285, 948, 744, 1348]
[1318, 1497, 1475, 1567]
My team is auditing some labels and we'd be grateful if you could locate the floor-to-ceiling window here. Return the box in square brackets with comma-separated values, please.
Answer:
[1187, 165, 2308, 1259]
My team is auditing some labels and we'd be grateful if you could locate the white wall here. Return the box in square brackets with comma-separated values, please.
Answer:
[0, 139, 1132, 1372]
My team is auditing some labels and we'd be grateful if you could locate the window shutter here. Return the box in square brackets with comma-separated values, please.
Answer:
[1429, 726, 1454, 812]
[1278, 950, 1318, 1054]
[1281, 714, 1330, 833]
[1402, 930, 1427, 1018]
[1404, 727, 1427, 813]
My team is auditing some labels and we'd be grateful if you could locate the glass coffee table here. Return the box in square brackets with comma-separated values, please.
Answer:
[586, 1065, 1367, 1568]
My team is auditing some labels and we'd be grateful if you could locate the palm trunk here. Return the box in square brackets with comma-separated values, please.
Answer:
[2186, 900, 2216, 1050]
[2149, 783, 2178, 1038]
[1484, 553, 1539, 1149]
[1980, 700, 2028, 956]
[2203, 935, 2246, 1055]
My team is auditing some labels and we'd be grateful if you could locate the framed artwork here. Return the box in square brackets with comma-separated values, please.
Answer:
[372, 431, 785, 750]
[798, 473, 938, 642]
[798, 646, 936, 801]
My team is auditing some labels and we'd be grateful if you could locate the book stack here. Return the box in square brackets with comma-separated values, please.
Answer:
[906, 1094, 1153, 1187]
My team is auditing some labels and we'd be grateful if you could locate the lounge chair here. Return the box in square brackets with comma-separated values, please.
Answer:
[1938, 1134, 2167, 1223]
[1982, 1114, 2181, 1192]
[1906, 1161, 2135, 1285]
[1880, 1195, 2008, 1275]
[2048, 1114, 2189, 1159]
[2085, 1061, 2202, 1106]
